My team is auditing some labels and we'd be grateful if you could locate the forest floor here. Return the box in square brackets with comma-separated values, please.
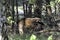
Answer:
[8, 31, 60, 40]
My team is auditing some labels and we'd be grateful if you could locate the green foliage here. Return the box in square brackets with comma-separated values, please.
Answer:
[55, 0, 60, 3]
[7, 16, 14, 25]
[50, 0, 60, 7]
[30, 34, 37, 40]
[48, 35, 53, 40]
[50, 0, 60, 9]
[50, 1, 55, 7]
[8, 34, 48, 40]
[29, 0, 35, 4]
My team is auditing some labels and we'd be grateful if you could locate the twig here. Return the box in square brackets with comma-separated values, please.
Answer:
[33, 29, 60, 34]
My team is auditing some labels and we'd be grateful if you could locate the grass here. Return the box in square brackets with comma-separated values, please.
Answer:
[8, 33, 48, 40]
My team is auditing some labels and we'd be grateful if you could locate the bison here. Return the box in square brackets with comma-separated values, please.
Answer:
[18, 18, 45, 35]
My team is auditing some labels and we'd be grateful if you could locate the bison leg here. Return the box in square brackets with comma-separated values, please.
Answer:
[18, 21, 24, 35]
